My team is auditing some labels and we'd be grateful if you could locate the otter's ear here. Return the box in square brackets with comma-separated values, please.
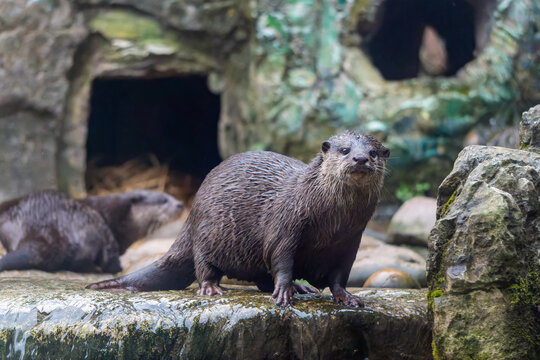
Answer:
[321, 141, 331, 153]
[381, 148, 390, 159]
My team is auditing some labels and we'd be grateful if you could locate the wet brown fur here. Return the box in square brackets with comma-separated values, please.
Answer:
[88, 132, 389, 307]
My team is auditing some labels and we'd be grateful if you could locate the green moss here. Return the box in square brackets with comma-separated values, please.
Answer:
[519, 143, 529, 150]
[509, 268, 540, 308]
[440, 189, 458, 217]
[506, 266, 540, 354]
[432, 339, 441, 360]
[426, 289, 443, 312]
[89, 10, 180, 54]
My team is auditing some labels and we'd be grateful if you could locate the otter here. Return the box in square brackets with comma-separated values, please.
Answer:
[88, 132, 389, 307]
[0, 190, 183, 273]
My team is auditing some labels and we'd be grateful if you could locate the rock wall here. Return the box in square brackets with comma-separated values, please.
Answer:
[427, 105, 540, 359]
[0, 0, 539, 201]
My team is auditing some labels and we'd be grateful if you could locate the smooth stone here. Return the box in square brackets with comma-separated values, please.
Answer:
[363, 268, 420, 289]
[387, 196, 436, 247]
[348, 236, 427, 287]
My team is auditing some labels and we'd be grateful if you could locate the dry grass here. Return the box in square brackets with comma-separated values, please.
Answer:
[86, 155, 202, 206]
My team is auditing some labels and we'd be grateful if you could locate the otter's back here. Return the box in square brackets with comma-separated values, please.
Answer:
[0, 190, 109, 252]
[187, 151, 307, 279]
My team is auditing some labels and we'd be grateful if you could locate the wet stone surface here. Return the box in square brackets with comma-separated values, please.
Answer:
[0, 276, 431, 359]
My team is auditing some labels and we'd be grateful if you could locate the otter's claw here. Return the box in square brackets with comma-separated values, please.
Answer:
[197, 281, 224, 296]
[332, 289, 364, 308]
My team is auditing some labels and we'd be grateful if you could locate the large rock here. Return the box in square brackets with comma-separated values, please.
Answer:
[387, 196, 436, 247]
[427, 105, 540, 359]
[0, 276, 431, 359]
[348, 236, 427, 287]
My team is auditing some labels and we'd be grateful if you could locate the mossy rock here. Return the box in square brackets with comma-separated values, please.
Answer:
[0, 277, 431, 359]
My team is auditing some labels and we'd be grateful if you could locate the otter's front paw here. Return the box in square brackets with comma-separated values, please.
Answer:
[333, 291, 364, 308]
[272, 282, 295, 306]
[293, 281, 319, 294]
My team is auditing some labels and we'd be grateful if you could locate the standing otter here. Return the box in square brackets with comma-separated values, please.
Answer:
[0, 190, 183, 273]
[88, 132, 389, 307]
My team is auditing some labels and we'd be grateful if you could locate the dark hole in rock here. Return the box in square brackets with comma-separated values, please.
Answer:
[365, 0, 480, 80]
[85, 76, 221, 203]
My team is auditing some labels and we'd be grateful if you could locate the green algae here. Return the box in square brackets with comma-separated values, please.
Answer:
[89, 10, 181, 57]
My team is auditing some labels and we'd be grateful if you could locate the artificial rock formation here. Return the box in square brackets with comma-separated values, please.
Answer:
[0, 275, 431, 359]
[0, 0, 539, 201]
[427, 105, 540, 359]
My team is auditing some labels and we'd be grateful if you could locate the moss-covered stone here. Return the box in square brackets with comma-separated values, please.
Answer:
[427, 107, 540, 359]
[0, 277, 431, 359]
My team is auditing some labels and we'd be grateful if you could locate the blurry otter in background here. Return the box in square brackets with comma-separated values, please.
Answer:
[0, 190, 183, 273]
[89, 131, 389, 308]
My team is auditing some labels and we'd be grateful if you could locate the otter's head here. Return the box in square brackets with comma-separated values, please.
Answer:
[319, 131, 389, 187]
[122, 190, 184, 239]
[103, 190, 183, 253]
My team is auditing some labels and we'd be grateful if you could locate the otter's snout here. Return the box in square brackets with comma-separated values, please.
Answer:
[352, 156, 368, 165]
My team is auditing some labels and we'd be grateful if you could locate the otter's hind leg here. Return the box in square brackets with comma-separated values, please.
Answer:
[195, 259, 224, 296]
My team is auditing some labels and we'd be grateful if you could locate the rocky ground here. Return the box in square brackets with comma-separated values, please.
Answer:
[0, 277, 430, 359]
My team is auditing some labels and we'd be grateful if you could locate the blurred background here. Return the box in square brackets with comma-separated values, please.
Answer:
[0, 0, 538, 205]
[0, 0, 539, 286]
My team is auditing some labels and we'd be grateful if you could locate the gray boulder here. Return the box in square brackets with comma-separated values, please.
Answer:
[427, 105, 540, 359]
[387, 196, 437, 247]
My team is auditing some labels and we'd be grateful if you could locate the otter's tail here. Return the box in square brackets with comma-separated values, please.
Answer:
[86, 261, 195, 291]
[88, 225, 196, 292]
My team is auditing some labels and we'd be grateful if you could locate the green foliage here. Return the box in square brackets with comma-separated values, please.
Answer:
[395, 182, 430, 203]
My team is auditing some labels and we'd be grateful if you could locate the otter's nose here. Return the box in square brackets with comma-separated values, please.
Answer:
[353, 156, 368, 165]
[176, 202, 184, 209]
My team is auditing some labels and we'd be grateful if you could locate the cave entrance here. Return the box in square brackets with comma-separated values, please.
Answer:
[366, 0, 481, 80]
[85, 76, 221, 204]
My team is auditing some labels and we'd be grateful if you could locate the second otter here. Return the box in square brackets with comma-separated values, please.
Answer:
[89, 132, 389, 307]
[0, 190, 183, 273]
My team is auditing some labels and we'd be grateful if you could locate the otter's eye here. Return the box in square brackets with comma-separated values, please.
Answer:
[340, 147, 350, 155]
[369, 150, 378, 158]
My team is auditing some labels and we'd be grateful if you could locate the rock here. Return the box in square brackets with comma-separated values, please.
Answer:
[520, 104, 540, 153]
[348, 236, 427, 287]
[363, 268, 420, 289]
[427, 106, 540, 359]
[0, 277, 431, 359]
[387, 196, 437, 247]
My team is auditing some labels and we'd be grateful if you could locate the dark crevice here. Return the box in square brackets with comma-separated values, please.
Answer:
[85, 76, 221, 199]
[365, 0, 480, 80]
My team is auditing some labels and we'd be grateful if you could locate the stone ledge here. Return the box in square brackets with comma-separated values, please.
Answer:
[0, 276, 430, 359]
